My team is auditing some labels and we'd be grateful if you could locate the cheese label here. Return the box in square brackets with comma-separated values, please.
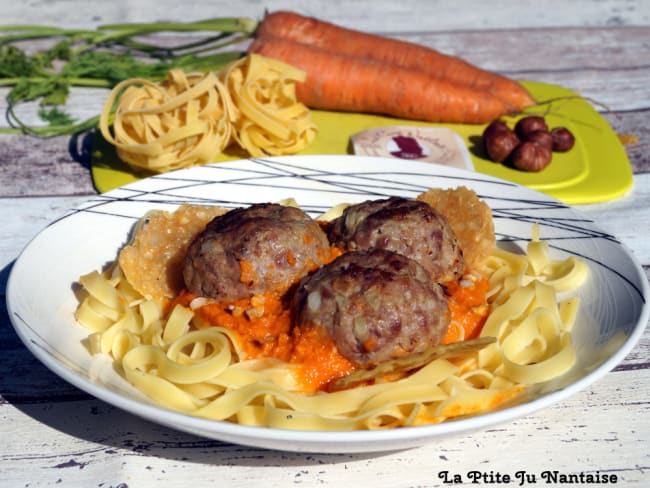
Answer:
[351, 126, 474, 170]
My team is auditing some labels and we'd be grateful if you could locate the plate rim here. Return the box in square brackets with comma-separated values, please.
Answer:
[7, 155, 650, 453]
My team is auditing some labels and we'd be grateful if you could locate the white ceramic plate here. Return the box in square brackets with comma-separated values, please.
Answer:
[7, 155, 649, 453]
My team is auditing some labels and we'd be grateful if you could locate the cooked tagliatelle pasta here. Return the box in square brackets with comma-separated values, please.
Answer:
[99, 54, 317, 173]
[478, 225, 588, 385]
[74, 194, 589, 431]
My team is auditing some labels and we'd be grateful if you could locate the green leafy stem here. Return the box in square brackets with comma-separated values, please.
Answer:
[0, 17, 258, 136]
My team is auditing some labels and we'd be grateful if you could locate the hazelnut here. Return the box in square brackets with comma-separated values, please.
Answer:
[511, 142, 552, 172]
[484, 126, 520, 163]
[483, 120, 510, 139]
[514, 116, 548, 140]
[550, 127, 575, 152]
[524, 129, 554, 150]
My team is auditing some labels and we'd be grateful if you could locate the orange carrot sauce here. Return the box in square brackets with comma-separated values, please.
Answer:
[290, 324, 358, 393]
[438, 386, 524, 419]
[181, 286, 357, 393]
[441, 274, 490, 344]
[193, 296, 357, 393]
[165, 289, 194, 313]
[193, 293, 294, 361]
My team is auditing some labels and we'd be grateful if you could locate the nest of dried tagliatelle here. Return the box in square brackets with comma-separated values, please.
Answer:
[98, 54, 318, 174]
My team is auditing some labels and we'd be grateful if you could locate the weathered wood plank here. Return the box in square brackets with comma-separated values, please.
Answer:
[1, 0, 648, 30]
[578, 172, 650, 262]
[603, 111, 650, 173]
[0, 134, 97, 197]
[401, 26, 650, 76]
[0, 195, 90, 279]
[1, 3, 649, 484]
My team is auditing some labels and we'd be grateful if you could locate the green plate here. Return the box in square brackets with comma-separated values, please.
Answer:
[91, 81, 632, 204]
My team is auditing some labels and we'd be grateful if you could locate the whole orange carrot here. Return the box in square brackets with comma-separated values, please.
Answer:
[256, 11, 535, 111]
[249, 36, 514, 124]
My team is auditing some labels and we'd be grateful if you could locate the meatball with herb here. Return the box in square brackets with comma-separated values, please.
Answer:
[292, 248, 450, 367]
[183, 203, 330, 302]
[328, 196, 464, 283]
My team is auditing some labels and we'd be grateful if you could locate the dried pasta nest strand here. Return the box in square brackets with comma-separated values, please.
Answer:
[100, 69, 236, 173]
[417, 186, 495, 269]
[221, 53, 317, 157]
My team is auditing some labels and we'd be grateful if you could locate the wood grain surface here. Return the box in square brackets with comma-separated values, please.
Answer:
[1, 1, 649, 487]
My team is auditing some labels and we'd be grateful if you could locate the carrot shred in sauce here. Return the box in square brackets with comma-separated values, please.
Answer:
[239, 259, 258, 286]
[193, 293, 294, 361]
[441, 274, 490, 344]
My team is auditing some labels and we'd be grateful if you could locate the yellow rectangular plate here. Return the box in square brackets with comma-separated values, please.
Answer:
[91, 81, 632, 204]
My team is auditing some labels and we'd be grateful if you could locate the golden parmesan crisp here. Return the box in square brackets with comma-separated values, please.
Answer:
[417, 186, 495, 269]
[118, 204, 228, 302]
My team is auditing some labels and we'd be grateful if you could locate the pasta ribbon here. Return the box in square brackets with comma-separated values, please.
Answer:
[479, 226, 589, 385]
[100, 70, 235, 173]
[485, 224, 589, 303]
[526, 226, 589, 292]
[99, 54, 317, 173]
[220, 53, 317, 157]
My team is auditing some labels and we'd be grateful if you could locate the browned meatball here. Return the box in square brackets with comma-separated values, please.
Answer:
[292, 249, 450, 367]
[183, 203, 330, 301]
[328, 196, 465, 283]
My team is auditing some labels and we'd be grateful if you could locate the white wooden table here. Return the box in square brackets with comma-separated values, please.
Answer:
[1, 1, 649, 486]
